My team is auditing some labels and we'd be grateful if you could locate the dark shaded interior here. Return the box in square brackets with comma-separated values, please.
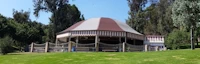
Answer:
[70, 36, 143, 45]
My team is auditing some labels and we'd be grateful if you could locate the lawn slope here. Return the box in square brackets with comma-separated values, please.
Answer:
[0, 49, 200, 64]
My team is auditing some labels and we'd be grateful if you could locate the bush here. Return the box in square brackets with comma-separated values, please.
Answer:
[0, 36, 14, 55]
[165, 30, 190, 50]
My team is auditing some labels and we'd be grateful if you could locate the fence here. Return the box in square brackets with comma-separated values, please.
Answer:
[29, 42, 145, 52]
[99, 42, 122, 52]
[76, 43, 95, 52]
[29, 43, 46, 53]
[48, 43, 68, 52]
[29, 42, 69, 53]
[125, 43, 144, 52]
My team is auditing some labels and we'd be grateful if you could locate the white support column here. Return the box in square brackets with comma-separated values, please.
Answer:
[95, 35, 99, 52]
[122, 42, 125, 52]
[76, 37, 79, 48]
[55, 38, 58, 47]
[68, 34, 72, 52]
[123, 32, 127, 52]
[68, 35, 71, 43]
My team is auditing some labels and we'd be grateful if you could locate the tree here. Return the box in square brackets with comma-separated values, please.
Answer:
[33, 0, 84, 42]
[80, 15, 85, 21]
[165, 29, 190, 49]
[126, 0, 147, 34]
[155, 0, 174, 35]
[0, 10, 49, 52]
[127, 0, 174, 35]
[13, 10, 30, 24]
[0, 36, 14, 55]
[51, 4, 83, 33]
[172, 0, 200, 50]
[33, 0, 69, 42]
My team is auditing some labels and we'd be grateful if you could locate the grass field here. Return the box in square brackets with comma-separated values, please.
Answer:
[0, 49, 200, 64]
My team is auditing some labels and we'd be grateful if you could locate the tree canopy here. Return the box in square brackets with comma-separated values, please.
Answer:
[127, 0, 200, 49]
[33, 0, 84, 42]
[172, 0, 200, 49]
[0, 0, 84, 53]
[127, 0, 174, 35]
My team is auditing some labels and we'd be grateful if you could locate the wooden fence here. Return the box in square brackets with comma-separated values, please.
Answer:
[125, 43, 144, 52]
[29, 42, 145, 53]
[29, 42, 69, 53]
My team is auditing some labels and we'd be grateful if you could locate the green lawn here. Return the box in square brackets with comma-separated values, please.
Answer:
[0, 49, 200, 64]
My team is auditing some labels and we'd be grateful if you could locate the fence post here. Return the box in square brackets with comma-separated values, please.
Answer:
[30, 42, 34, 52]
[45, 42, 49, 53]
[145, 44, 148, 52]
[68, 41, 72, 52]
[122, 42, 125, 52]
[155, 46, 159, 51]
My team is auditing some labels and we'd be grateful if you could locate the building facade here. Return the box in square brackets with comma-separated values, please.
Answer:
[144, 35, 166, 51]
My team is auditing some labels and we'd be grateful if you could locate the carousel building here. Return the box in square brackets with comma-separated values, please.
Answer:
[56, 17, 144, 52]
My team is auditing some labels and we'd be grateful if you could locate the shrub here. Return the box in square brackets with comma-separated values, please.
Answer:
[0, 36, 14, 55]
[165, 30, 190, 50]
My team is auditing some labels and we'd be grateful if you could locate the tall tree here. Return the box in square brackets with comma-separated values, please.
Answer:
[51, 4, 83, 34]
[156, 0, 174, 35]
[172, 0, 200, 50]
[33, 0, 69, 42]
[33, 0, 84, 42]
[127, 0, 174, 35]
[126, 0, 147, 34]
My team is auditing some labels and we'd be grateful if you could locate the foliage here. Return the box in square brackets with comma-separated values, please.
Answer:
[0, 10, 49, 51]
[172, 0, 200, 49]
[126, 0, 147, 34]
[0, 15, 16, 38]
[127, 0, 174, 35]
[33, 0, 69, 43]
[172, 0, 200, 30]
[165, 29, 190, 49]
[50, 4, 83, 34]
[0, 0, 84, 52]
[0, 36, 14, 55]
[33, 0, 84, 42]
[13, 10, 30, 23]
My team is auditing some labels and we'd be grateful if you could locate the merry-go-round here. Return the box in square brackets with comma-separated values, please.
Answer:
[55, 17, 144, 52]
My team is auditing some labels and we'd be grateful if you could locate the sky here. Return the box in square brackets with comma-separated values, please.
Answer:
[0, 0, 151, 25]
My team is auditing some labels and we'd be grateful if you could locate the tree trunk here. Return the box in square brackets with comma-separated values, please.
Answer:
[52, 12, 57, 43]
[191, 27, 195, 50]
